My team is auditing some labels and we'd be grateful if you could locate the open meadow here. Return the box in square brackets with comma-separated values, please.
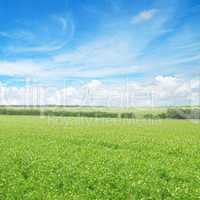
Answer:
[0, 115, 200, 199]
[1, 0, 200, 199]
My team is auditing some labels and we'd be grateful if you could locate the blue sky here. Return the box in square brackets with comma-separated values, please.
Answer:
[0, 0, 200, 86]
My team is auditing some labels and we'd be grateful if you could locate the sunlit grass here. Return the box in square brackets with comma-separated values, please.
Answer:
[0, 116, 200, 199]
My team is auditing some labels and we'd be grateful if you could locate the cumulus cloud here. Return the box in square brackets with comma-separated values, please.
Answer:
[0, 76, 199, 106]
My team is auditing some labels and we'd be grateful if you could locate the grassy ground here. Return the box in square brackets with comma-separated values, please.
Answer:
[0, 116, 200, 199]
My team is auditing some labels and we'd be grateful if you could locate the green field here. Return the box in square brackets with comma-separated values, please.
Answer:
[0, 116, 200, 199]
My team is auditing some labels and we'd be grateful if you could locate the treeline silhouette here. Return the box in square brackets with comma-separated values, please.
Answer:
[0, 108, 136, 119]
[144, 108, 200, 119]
[0, 107, 199, 119]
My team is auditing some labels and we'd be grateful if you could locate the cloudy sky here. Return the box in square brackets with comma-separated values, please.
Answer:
[0, 0, 200, 106]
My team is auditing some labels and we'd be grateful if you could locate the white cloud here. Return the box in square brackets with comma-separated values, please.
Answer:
[0, 3, 198, 91]
[155, 75, 179, 88]
[84, 80, 103, 90]
[131, 9, 158, 24]
[1, 15, 74, 54]
[0, 60, 45, 77]
[0, 7, 180, 81]
[0, 59, 140, 80]
[0, 76, 199, 106]
[0, 30, 35, 41]
[51, 34, 141, 78]
[7, 43, 66, 54]
[53, 35, 135, 67]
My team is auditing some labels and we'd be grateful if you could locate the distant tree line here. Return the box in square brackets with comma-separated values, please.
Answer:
[0, 108, 136, 119]
[0, 107, 199, 119]
[144, 108, 200, 119]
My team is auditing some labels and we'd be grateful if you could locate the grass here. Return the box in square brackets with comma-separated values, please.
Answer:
[0, 116, 200, 199]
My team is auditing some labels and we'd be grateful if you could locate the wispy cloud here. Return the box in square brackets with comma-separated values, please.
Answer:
[54, 16, 68, 30]
[53, 34, 135, 67]
[0, 0, 199, 105]
[6, 42, 66, 53]
[131, 9, 158, 24]
[0, 30, 35, 41]
[0, 60, 45, 77]
[0, 59, 140, 80]
[1, 15, 74, 55]
[0, 4, 195, 81]
[52, 14, 75, 33]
